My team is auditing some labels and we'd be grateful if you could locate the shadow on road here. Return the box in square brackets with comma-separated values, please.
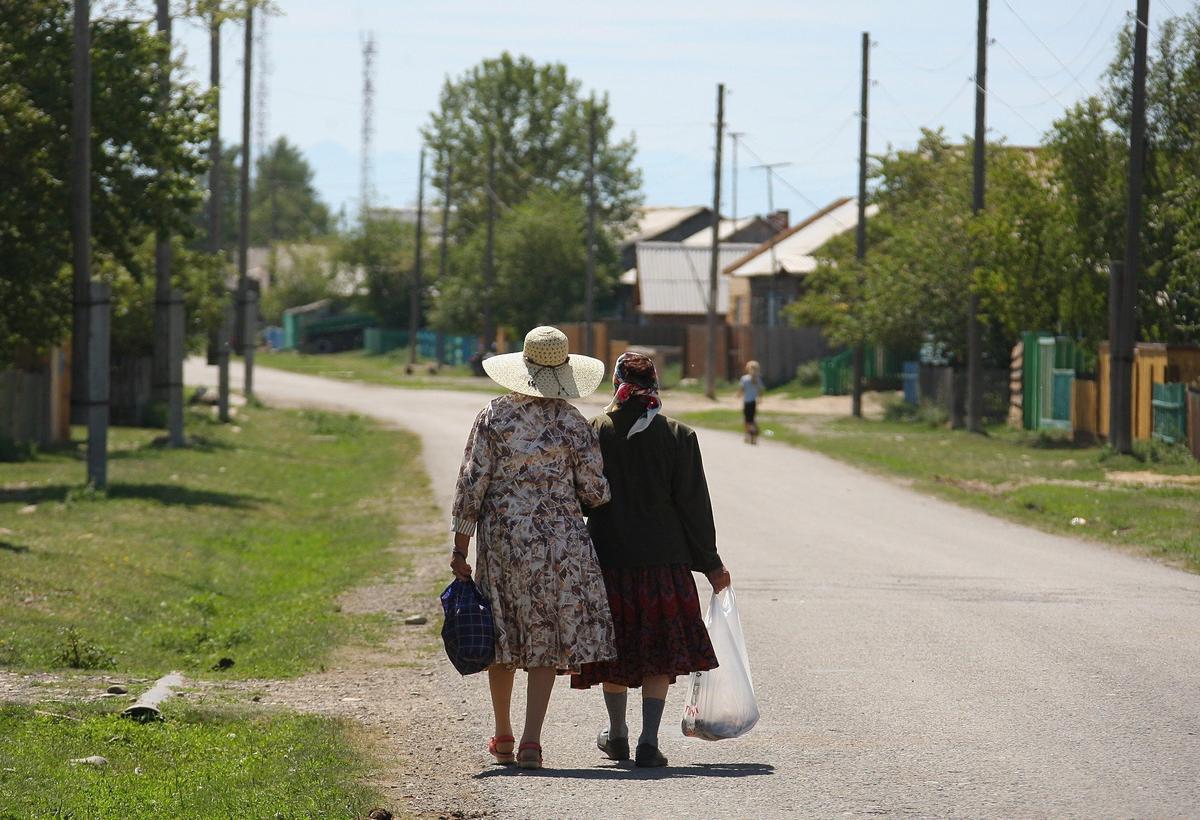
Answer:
[474, 762, 774, 781]
[0, 483, 261, 509]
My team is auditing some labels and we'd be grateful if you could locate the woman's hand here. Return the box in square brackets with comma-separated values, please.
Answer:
[450, 551, 472, 579]
[706, 565, 731, 593]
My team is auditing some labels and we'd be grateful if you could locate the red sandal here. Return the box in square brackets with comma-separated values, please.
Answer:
[488, 735, 516, 765]
[517, 741, 543, 770]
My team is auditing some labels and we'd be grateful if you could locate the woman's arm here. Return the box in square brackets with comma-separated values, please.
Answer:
[450, 531, 472, 579]
[572, 421, 611, 513]
[671, 429, 725, 577]
[451, 407, 493, 539]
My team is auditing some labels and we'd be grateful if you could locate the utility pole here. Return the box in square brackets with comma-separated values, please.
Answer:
[704, 83, 725, 400]
[852, 30, 870, 420]
[209, 11, 231, 424]
[70, 0, 91, 427]
[359, 32, 376, 218]
[153, 0, 184, 446]
[728, 131, 745, 224]
[436, 153, 452, 365]
[967, 0, 988, 433]
[238, 1, 254, 399]
[751, 161, 790, 327]
[409, 147, 426, 365]
[584, 96, 598, 358]
[1111, 0, 1150, 454]
[483, 134, 497, 351]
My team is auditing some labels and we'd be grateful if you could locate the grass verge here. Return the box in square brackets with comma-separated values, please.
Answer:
[0, 403, 437, 678]
[678, 408, 1200, 572]
[0, 701, 380, 818]
[254, 349, 498, 393]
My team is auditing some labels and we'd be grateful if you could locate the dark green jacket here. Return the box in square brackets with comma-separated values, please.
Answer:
[585, 406, 723, 573]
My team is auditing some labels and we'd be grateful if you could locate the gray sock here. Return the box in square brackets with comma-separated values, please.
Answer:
[638, 696, 666, 748]
[603, 690, 628, 739]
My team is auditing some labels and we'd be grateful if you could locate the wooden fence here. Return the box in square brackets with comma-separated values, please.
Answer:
[0, 349, 70, 448]
[1097, 343, 1200, 441]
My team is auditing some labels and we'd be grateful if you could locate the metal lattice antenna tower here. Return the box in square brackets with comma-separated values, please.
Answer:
[360, 32, 376, 218]
[255, 10, 269, 155]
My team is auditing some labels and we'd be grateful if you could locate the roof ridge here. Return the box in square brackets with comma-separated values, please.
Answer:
[722, 196, 855, 274]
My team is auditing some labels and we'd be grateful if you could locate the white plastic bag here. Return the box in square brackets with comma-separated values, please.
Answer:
[681, 586, 759, 740]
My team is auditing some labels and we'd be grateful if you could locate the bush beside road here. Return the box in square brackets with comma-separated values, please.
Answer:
[679, 409, 1200, 573]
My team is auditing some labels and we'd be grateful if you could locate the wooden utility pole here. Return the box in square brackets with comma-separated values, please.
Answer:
[584, 96, 598, 358]
[967, 0, 988, 433]
[153, 0, 184, 446]
[483, 135, 497, 351]
[436, 153, 452, 365]
[704, 83, 725, 401]
[852, 31, 870, 420]
[728, 131, 744, 224]
[208, 13, 231, 423]
[409, 147, 426, 365]
[238, 2, 254, 399]
[1111, 0, 1151, 454]
[70, 0, 92, 426]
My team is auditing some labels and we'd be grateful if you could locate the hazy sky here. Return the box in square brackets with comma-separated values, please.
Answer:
[170, 0, 1142, 223]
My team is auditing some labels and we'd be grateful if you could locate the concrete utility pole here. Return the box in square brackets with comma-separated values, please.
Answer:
[153, 0, 184, 446]
[70, 0, 91, 427]
[209, 12, 231, 424]
[1111, 0, 1151, 454]
[86, 283, 110, 489]
[967, 0, 988, 433]
[238, 2, 255, 399]
[409, 147, 426, 365]
[436, 153, 452, 365]
[584, 96, 598, 358]
[483, 134, 497, 350]
[852, 30, 870, 420]
[704, 83, 725, 400]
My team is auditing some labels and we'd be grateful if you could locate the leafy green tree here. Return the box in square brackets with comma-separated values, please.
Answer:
[430, 189, 609, 335]
[260, 244, 340, 326]
[421, 53, 642, 332]
[338, 216, 418, 328]
[250, 137, 331, 245]
[0, 0, 211, 363]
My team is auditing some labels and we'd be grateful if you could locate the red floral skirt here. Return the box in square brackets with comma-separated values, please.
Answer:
[571, 563, 718, 689]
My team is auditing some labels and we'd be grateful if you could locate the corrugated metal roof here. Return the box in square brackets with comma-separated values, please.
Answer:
[622, 206, 707, 245]
[635, 242, 758, 315]
[726, 199, 878, 277]
[679, 216, 761, 247]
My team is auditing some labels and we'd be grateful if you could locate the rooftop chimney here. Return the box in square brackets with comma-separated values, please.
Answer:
[767, 210, 789, 232]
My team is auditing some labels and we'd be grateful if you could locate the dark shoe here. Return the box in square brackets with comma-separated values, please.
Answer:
[597, 730, 630, 761]
[634, 743, 668, 768]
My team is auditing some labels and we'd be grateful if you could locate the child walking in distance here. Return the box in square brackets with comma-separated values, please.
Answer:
[737, 360, 765, 444]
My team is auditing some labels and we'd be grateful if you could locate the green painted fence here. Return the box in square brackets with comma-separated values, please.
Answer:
[1152, 383, 1187, 444]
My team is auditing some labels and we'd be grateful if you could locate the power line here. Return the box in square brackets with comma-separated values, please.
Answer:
[877, 42, 974, 74]
[999, 0, 1092, 97]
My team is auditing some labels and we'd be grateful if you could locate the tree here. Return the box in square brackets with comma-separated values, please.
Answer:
[0, 0, 211, 363]
[250, 137, 331, 245]
[420, 53, 642, 334]
[338, 216, 419, 328]
[430, 189, 611, 335]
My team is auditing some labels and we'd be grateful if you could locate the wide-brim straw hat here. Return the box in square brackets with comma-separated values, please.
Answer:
[483, 326, 606, 399]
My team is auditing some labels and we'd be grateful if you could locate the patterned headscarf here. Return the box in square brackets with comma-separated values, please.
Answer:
[606, 352, 662, 438]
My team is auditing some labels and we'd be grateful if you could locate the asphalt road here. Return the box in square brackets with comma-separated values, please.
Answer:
[186, 360, 1200, 819]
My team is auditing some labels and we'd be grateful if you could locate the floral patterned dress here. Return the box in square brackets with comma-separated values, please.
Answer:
[452, 393, 617, 672]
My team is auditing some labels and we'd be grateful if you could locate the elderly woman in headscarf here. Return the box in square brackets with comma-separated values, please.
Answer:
[572, 351, 732, 768]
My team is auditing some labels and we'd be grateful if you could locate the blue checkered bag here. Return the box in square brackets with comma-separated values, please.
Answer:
[440, 578, 495, 675]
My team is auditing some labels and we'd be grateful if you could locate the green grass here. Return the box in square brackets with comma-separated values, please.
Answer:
[0, 702, 382, 818]
[678, 409, 1200, 571]
[0, 403, 436, 678]
[255, 349, 499, 393]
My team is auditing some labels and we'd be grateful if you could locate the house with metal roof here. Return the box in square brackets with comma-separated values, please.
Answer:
[633, 242, 759, 325]
[724, 197, 879, 326]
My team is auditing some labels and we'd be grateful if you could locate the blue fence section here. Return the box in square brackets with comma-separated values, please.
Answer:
[363, 328, 476, 366]
[901, 361, 919, 405]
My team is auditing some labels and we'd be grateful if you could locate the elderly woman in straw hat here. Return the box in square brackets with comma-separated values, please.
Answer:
[449, 326, 616, 770]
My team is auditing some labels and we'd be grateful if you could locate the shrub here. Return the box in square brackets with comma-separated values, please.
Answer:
[794, 360, 821, 387]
